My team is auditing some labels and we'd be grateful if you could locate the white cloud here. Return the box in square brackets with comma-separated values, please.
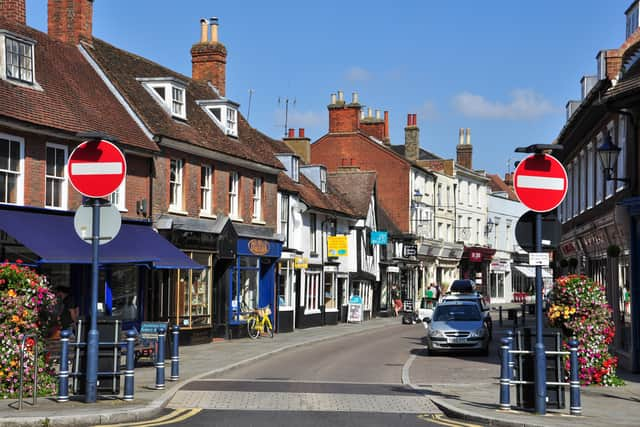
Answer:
[345, 66, 372, 82]
[452, 89, 556, 119]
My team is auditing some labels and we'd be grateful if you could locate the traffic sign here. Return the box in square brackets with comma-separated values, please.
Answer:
[68, 140, 126, 198]
[515, 210, 562, 252]
[513, 154, 567, 212]
[74, 204, 122, 245]
[529, 252, 550, 267]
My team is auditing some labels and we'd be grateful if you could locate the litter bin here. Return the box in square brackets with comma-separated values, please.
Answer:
[513, 327, 565, 410]
[74, 318, 123, 395]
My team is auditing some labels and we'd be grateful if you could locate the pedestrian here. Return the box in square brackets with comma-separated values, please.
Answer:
[435, 283, 442, 300]
[55, 285, 79, 335]
[391, 285, 402, 317]
[426, 283, 435, 300]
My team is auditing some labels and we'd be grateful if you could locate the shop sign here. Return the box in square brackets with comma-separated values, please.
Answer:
[387, 266, 400, 273]
[490, 260, 509, 272]
[370, 231, 388, 245]
[560, 241, 578, 256]
[327, 235, 348, 256]
[470, 251, 482, 262]
[294, 257, 308, 269]
[529, 252, 550, 266]
[403, 244, 418, 257]
[248, 239, 270, 256]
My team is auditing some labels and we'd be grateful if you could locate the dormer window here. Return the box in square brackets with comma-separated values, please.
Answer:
[1, 31, 38, 87]
[320, 168, 327, 192]
[198, 100, 239, 137]
[138, 77, 187, 120]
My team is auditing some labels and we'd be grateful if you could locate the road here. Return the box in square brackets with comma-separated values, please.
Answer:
[108, 321, 503, 427]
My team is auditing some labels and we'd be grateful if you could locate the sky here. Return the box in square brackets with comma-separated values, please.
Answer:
[25, 0, 633, 176]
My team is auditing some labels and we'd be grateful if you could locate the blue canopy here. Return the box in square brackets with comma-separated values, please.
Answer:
[0, 207, 203, 269]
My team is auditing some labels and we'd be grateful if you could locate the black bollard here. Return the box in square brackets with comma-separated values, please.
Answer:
[123, 329, 137, 401]
[155, 327, 166, 389]
[57, 330, 71, 402]
[170, 325, 180, 381]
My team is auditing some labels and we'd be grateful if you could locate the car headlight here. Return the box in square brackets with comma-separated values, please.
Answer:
[429, 329, 445, 338]
[469, 328, 486, 338]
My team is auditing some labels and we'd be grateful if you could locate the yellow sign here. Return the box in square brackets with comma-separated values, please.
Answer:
[327, 235, 348, 257]
[294, 257, 308, 269]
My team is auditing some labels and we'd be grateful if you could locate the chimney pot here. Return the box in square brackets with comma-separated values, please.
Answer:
[384, 111, 389, 142]
[458, 128, 464, 145]
[200, 18, 209, 43]
[407, 114, 412, 126]
[352, 92, 359, 104]
[338, 90, 344, 102]
[330, 93, 337, 104]
[299, 128, 305, 138]
[288, 128, 295, 138]
[368, 108, 373, 118]
[210, 17, 219, 43]
[375, 110, 381, 120]
[466, 128, 471, 145]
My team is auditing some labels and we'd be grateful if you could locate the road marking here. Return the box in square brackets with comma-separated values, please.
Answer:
[96, 408, 201, 427]
[402, 354, 415, 386]
[418, 413, 483, 427]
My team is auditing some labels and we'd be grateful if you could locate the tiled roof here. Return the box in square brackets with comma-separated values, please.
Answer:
[328, 171, 376, 218]
[0, 20, 156, 152]
[84, 38, 283, 169]
[388, 144, 442, 161]
[487, 174, 518, 201]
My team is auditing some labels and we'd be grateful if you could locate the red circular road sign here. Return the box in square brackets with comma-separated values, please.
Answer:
[68, 140, 126, 198]
[513, 153, 568, 212]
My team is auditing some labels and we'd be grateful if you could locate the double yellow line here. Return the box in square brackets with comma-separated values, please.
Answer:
[96, 408, 202, 427]
[418, 413, 484, 427]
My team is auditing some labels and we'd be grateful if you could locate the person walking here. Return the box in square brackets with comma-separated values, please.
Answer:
[391, 285, 402, 317]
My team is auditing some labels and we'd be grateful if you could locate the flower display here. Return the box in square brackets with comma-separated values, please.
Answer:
[547, 274, 623, 386]
[0, 261, 58, 399]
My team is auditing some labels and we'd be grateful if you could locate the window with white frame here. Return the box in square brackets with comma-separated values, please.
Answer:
[201, 101, 239, 137]
[437, 183, 442, 207]
[324, 271, 337, 309]
[572, 160, 578, 217]
[305, 270, 321, 312]
[0, 134, 24, 205]
[476, 218, 481, 243]
[468, 183, 473, 206]
[169, 159, 183, 211]
[580, 149, 586, 213]
[447, 185, 452, 210]
[140, 78, 188, 120]
[291, 156, 299, 182]
[587, 143, 594, 209]
[595, 136, 603, 205]
[277, 259, 294, 308]
[109, 180, 126, 211]
[200, 165, 212, 214]
[606, 124, 616, 198]
[45, 143, 67, 209]
[476, 184, 482, 207]
[229, 171, 239, 218]
[309, 213, 317, 254]
[5, 36, 34, 84]
[279, 193, 289, 246]
[252, 177, 262, 221]
[320, 168, 327, 192]
[617, 117, 627, 190]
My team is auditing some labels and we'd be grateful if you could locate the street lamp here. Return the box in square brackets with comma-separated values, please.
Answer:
[597, 131, 630, 183]
[485, 217, 495, 236]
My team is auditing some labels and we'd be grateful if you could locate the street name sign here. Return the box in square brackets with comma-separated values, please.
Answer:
[513, 154, 567, 212]
[68, 139, 126, 198]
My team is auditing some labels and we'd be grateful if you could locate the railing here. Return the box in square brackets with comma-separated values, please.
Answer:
[18, 333, 39, 410]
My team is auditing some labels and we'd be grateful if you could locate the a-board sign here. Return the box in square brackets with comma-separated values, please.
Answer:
[139, 321, 168, 340]
[347, 303, 362, 323]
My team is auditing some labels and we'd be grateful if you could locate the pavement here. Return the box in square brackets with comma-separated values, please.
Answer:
[0, 306, 638, 427]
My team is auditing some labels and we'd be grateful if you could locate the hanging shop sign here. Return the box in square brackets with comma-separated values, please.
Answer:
[327, 235, 348, 256]
[470, 251, 483, 262]
[370, 231, 388, 245]
[403, 244, 418, 257]
[294, 257, 308, 269]
[248, 239, 270, 256]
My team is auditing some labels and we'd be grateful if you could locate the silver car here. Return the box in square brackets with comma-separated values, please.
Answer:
[425, 301, 490, 356]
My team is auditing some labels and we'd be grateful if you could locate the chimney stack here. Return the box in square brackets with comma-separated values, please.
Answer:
[283, 127, 311, 164]
[191, 17, 227, 96]
[48, 0, 94, 45]
[456, 128, 473, 170]
[328, 90, 361, 133]
[383, 110, 390, 145]
[1, 0, 26, 25]
[404, 113, 420, 161]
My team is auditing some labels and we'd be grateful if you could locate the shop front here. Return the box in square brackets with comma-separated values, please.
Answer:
[276, 253, 303, 333]
[349, 272, 375, 321]
[459, 246, 495, 297]
[489, 256, 511, 303]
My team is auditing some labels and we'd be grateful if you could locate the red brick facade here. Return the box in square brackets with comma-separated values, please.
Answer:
[0, 0, 26, 25]
[48, 0, 94, 44]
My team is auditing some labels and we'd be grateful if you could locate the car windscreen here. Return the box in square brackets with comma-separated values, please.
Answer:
[433, 305, 481, 322]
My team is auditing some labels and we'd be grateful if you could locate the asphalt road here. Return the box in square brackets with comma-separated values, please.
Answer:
[136, 322, 491, 427]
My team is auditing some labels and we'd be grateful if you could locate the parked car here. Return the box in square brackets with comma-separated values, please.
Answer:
[424, 301, 490, 356]
[448, 279, 476, 293]
[440, 292, 492, 339]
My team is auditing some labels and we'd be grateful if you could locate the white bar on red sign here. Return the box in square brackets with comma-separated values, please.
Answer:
[516, 175, 564, 190]
[71, 162, 123, 175]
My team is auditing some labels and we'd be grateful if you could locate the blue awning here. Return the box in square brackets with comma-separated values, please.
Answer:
[0, 207, 203, 269]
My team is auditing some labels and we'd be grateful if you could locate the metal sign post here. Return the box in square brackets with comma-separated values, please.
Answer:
[534, 211, 545, 414]
[85, 197, 101, 403]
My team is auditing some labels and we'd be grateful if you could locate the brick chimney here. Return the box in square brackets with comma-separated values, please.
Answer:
[404, 113, 420, 162]
[328, 91, 361, 133]
[504, 172, 513, 187]
[456, 128, 473, 169]
[284, 128, 311, 164]
[360, 108, 386, 141]
[1, 0, 26, 25]
[48, 0, 94, 45]
[191, 17, 227, 96]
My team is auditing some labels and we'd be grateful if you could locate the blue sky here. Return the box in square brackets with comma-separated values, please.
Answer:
[26, 0, 632, 175]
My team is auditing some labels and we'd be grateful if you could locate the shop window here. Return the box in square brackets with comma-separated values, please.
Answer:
[109, 265, 140, 321]
[324, 271, 336, 310]
[176, 252, 212, 328]
[278, 260, 294, 308]
[305, 271, 320, 312]
[240, 261, 259, 311]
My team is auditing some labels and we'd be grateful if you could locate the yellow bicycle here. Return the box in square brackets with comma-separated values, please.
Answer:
[246, 305, 274, 339]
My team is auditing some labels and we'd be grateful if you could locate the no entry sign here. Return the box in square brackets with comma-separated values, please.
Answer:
[514, 154, 567, 212]
[68, 140, 126, 198]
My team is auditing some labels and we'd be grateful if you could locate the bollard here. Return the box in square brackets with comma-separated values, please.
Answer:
[499, 306, 503, 327]
[170, 325, 180, 381]
[499, 337, 511, 410]
[569, 338, 582, 416]
[155, 327, 166, 389]
[506, 329, 514, 376]
[57, 330, 71, 402]
[123, 329, 137, 401]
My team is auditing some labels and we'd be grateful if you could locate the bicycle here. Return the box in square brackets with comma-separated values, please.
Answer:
[246, 305, 274, 339]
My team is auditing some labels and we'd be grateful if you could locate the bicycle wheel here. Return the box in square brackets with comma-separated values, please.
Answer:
[264, 317, 274, 338]
[247, 316, 260, 339]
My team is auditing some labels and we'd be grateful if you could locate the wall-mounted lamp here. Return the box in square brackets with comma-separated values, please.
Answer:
[485, 217, 495, 235]
[136, 199, 148, 217]
[597, 131, 630, 183]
